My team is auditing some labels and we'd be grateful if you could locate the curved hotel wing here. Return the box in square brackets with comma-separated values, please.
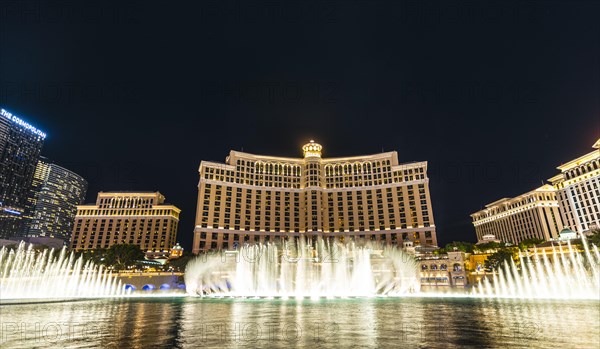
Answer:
[471, 138, 600, 244]
[193, 141, 437, 253]
[23, 157, 88, 242]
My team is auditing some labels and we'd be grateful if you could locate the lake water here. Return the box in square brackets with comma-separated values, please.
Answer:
[1, 296, 599, 348]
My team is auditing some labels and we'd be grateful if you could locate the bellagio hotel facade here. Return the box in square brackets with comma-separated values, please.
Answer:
[192, 141, 437, 253]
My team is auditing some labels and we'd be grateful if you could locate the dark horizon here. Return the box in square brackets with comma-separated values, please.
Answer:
[1, 1, 599, 251]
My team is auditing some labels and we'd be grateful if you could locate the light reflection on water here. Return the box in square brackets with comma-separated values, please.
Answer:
[0, 297, 598, 348]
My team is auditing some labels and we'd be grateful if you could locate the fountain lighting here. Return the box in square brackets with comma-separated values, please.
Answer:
[473, 234, 600, 299]
[3, 235, 598, 302]
[0, 242, 123, 301]
[184, 237, 420, 298]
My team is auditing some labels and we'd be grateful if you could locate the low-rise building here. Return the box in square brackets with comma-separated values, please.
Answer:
[476, 234, 501, 245]
[413, 247, 469, 289]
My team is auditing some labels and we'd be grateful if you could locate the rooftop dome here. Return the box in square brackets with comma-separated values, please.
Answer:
[559, 228, 576, 235]
[171, 243, 183, 250]
[302, 140, 322, 158]
[558, 228, 577, 241]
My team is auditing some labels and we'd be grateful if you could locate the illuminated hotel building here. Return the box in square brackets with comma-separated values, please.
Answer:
[193, 141, 437, 253]
[548, 139, 600, 234]
[0, 108, 46, 238]
[21, 157, 87, 243]
[472, 138, 600, 243]
[470, 184, 564, 244]
[70, 192, 181, 252]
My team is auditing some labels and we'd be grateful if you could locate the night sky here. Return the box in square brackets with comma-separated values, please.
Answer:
[1, 1, 598, 250]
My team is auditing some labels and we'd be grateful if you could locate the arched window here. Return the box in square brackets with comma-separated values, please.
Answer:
[325, 165, 332, 176]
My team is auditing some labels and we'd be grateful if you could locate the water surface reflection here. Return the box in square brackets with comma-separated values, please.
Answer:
[1, 297, 598, 348]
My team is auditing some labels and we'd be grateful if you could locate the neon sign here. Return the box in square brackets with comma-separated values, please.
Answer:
[3, 208, 22, 215]
[0, 108, 47, 139]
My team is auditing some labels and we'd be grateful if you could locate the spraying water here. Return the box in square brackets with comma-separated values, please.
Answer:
[473, 234, 600, 299]
[0, 242, 123, 300]
[185, 237, 419, 298]
[3, 234, 598, 301]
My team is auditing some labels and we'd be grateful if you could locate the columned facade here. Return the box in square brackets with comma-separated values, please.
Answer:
[471, 185, 563, 244]
[548, 139, 600, 233]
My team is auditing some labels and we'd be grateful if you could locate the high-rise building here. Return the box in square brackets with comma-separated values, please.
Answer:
[22, 157, 88, 243]
[70, 192, 181, 252]
[0, 108, 46, 237]
[470, 184, 564, 244]
[471, 138, 600, 243]
[193, 141, 437, 253]
[548, 139, 600, 234]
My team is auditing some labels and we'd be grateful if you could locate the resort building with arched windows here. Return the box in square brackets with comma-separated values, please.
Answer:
[192, 141, 438, 253]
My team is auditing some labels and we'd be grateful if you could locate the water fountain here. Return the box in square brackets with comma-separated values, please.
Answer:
[2, 234, 599, 301]
[184, 237, 420, 298]
[473, 234, 600, 299]
[0, 242, 123, 301]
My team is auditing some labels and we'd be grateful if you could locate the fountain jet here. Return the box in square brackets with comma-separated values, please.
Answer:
[473, 234, 600, 299]
[185, 237, 419, 298]
[0, 242, 123, 300]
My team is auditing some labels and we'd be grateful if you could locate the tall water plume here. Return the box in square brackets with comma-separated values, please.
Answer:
[185, 237, 419, 299]
[0, 242, 123, 300]
[473, 234, 600, 299]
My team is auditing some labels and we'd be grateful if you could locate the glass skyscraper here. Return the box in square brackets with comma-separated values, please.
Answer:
[22, 157, 88, 243]
[0, 108, 46, 238]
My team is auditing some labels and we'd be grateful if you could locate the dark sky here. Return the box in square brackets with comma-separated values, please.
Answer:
[1, 1, 599, 250]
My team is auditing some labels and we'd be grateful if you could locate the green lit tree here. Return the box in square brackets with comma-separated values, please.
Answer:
[439, 241, 474, 254]
[484, 249, 515, 271]
[518, 238, 545, 251]
[588, 228, 600, 246]
[78, 248, 108, 265]
[103, 244, 145, 271]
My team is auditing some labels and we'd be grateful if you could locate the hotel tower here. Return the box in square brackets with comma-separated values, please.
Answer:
[21, 157, 87, 243]
[470, 184, 564, 244]
[193, 141, 437, 253]
[548, 139, 600, 234]
[0, 108, 46, 238]
[71, 191, 181, 252]
[471, 138, 600, 243]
